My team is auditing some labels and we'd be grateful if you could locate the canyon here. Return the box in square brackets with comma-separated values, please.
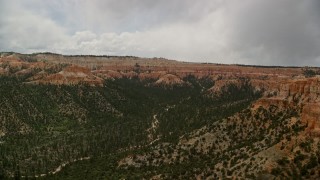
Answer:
[0, 52, 319, 179]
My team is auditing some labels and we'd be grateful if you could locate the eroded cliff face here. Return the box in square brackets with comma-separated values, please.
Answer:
[288, 78, 320, 136]
[29, 65, 104, 86]
[302, 103, 320, 136]
[253, 77, 320, 137]
[0, 53, 303, 87]
[154, 74, 189, 86]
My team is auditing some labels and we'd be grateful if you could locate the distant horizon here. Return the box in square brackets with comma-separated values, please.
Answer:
[2, 51, 319, 68]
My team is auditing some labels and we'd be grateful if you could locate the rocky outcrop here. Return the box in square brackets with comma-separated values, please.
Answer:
[277, 78, 320, 99]
[254, 77, 320, 137]
[28, 65, 103, 86]
[302, 103, 320, 137]
[154, 74, 187, 86]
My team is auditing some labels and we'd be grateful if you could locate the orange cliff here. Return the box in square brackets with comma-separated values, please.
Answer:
[1, 53, 306, 86]
[254, 77, 320, 137]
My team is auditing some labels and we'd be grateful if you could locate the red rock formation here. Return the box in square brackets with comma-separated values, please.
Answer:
[0, 53, 316, 92]
[302, 103, 320, 136]
[154, 74, 186, 86]
[253, 77, 320, 137]
[29, 65, 103, 86]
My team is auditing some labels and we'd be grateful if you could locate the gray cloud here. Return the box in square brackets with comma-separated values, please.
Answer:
[0, 0, 319, 66]
[0, 0, 67, 53]
[224, 0, 320, 65]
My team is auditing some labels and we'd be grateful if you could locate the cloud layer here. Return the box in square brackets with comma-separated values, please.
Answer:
[1, 0, 320, 66]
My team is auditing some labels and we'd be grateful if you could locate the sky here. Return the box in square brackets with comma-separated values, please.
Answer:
[1, 0, 320, 66]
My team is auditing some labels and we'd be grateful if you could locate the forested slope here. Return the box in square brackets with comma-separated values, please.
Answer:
[0, 75, 260, 179]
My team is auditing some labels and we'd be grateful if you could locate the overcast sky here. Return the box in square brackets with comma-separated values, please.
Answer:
[1, 0, 320, 66]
